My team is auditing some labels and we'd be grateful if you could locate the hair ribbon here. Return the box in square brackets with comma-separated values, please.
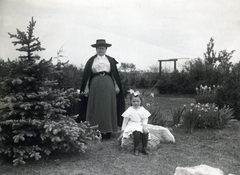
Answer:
[127, 89, 140, 96]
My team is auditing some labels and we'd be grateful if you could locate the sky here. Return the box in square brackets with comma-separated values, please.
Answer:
[0, 0, 239, 70]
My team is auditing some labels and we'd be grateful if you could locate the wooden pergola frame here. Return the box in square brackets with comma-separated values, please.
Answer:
[158, 59, 178, 78]
[151, 58, 188, 90]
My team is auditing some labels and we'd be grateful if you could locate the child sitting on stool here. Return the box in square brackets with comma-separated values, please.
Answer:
[121, 90, 151, 156]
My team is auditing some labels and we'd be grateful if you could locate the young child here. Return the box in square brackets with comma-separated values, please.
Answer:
[121, 91, 151, 156]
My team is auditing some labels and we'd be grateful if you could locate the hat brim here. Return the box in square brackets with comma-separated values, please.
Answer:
[91, 43, 112, 48]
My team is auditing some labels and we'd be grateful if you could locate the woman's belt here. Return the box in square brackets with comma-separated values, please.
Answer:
[92, 71, 111, 78]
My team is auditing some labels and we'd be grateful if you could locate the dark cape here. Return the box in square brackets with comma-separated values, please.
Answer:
[76, 54, 125, 127]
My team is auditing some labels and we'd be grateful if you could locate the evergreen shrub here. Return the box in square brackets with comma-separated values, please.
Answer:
[0, 17, 100, 165]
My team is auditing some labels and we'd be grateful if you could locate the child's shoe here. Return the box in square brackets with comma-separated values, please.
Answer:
[134, 147, 139, 156]
[142, 147, 149, 155]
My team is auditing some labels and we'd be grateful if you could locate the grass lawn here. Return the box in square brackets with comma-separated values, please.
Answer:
[1, 96, 239, 175]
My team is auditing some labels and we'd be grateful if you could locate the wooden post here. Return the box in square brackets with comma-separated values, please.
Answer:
[159, 60, 162, 78]
[174, 60, 177, 71]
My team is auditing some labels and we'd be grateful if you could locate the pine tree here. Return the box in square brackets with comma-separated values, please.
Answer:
[0, 17, 100, 166]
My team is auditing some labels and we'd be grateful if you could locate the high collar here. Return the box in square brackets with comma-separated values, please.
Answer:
[97, 55, 106, 59]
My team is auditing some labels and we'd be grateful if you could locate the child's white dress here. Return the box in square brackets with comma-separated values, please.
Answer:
[121, 106, 151, 138]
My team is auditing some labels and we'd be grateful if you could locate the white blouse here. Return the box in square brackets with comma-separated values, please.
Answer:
[121, 106, 151, 138]
[92, 55, 110, 73]
[83, 55, 120, 94]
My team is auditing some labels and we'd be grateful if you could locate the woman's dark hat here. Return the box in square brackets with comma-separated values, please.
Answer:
[91, 39, 112, 48]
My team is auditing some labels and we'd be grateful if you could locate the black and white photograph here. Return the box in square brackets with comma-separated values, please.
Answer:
[0, 0, 239, 174]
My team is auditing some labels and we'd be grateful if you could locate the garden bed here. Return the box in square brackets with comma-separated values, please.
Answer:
[1, 96, 239, 175]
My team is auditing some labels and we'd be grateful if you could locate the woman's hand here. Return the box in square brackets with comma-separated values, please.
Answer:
[81, 90, 89, 97]
[115, 85, 120, 94]
[83, 83, 90, 97]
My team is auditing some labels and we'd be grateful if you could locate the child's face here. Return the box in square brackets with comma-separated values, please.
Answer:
[131, 96, 141, 108]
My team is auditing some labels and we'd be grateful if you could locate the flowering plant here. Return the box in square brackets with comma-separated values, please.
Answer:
[195, 85, 221, 104]
[172, 102, 235, 132]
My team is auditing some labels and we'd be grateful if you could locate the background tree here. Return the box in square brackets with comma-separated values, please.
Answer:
[0, 59, 10, 79]
[119, 62, 136, 72]
[147, 63, 159, 73]
[204, 37, 217, 66]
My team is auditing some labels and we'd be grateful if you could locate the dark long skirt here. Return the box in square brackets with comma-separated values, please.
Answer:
[86, 75, 118, 133]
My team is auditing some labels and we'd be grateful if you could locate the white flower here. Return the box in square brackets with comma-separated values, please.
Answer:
[150, 93, 154, 97]
[146, 103, 151, 106]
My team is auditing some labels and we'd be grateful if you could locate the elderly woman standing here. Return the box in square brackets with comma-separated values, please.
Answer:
[77, 39, 125, 139]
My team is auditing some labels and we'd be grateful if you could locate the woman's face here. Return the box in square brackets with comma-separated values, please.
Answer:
[131, 96, 141, 109]
[96, 46, 107, 56]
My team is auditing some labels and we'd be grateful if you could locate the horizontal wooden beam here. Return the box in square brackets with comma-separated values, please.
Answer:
[158, 59, 178, 62]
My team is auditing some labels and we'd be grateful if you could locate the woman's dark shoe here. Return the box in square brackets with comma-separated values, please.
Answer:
[134, 147, 139, 156]
[142, 147, 149, 155]
[106, 132, 111, 139]
[101, 132, 111, 140]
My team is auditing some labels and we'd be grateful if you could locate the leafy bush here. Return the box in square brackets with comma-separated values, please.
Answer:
[120, 71, 158, 95]
[63, 88, 81, 116]
[214, 62, 240, 120]
[52, 62, 83, 90]
[158, 70, 195, 94]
